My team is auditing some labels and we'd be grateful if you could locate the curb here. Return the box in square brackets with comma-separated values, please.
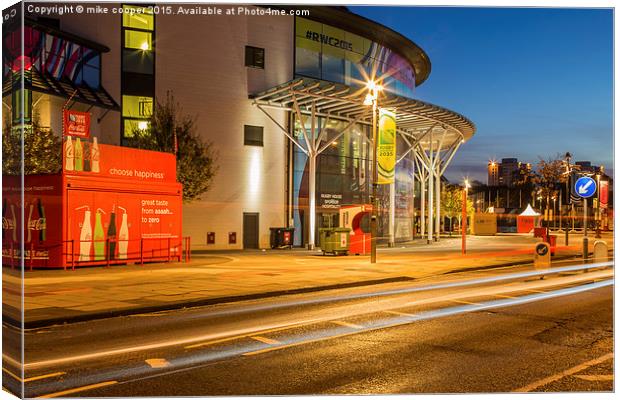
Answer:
[10, 252, 594, 329]
[17, 276, 414, 329]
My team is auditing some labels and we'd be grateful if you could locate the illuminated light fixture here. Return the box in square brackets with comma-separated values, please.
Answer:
[331, 141, 338, 146]
[464, 179, 471, 189]
[363, 93, 373, 106]
[140, 42, 150, 51]
[138, 121, 148, 130]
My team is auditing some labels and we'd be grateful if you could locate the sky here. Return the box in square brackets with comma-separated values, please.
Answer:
[350, 6, 613, 183]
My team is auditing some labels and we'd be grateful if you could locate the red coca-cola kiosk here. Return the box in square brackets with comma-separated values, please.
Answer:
[339, 204, 372, 255]
[2, 130, 184, 269]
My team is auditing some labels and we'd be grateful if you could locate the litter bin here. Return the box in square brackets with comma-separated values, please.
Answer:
[269, 227, 295, 249]
[319, 227, 350, 256]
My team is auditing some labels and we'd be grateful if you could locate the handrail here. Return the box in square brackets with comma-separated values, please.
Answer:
[2, 236, 192, 270]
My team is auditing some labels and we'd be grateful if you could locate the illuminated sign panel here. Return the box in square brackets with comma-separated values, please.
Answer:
[295, 17, 416, 97]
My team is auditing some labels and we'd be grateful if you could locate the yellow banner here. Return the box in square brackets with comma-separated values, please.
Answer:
[377, 109, 396, 184]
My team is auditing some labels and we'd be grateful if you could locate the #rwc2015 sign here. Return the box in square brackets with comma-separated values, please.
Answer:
[377, 109, 396, 184]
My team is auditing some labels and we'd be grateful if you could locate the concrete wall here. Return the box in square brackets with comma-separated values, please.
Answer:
[155, 9, 294, 250]
[27, 5, 294, 250]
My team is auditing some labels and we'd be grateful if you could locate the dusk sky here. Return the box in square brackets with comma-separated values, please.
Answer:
[350, 6, 613, 184]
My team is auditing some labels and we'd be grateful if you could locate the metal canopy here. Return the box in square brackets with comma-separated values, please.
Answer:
[250, 77, 475, 151]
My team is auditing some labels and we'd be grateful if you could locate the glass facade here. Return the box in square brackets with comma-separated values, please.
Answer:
[2, 25, 102, 89]
[291, 17, 418, 245]
[121, 4, 155, 141]
[294, 17, 416, 98]
[290, 117, 415, 246]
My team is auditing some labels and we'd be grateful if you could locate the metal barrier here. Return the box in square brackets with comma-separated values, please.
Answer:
[2, 236, 192, 271]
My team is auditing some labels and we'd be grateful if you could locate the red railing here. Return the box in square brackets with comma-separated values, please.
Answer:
[2, 236, 191, 271]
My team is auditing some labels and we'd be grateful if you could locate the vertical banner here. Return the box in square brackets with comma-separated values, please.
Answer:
[377, 108, 396, 184]
[600, 180, 609, 208]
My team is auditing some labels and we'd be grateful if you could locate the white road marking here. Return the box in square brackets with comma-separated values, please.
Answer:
[22, 269, 613, 370]
[250, 336, 281, 345]
[331, 320, 363, 329]
[514, 353, 614, 392]
[145, 358, 170, 369]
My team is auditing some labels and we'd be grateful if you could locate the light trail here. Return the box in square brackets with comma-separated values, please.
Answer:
[29, 279, 613, 398]
[22, 270, 612, 370]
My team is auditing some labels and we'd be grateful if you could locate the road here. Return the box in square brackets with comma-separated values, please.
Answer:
[2, 261, 613, 397]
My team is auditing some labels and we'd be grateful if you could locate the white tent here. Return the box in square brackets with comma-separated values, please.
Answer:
[519, 203, 541, 217]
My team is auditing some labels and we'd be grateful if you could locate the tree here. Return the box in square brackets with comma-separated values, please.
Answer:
[2, 116, 62, 175]
[441, 184, 475, 233]
[534, 155, 566, 210]
[126, 91, 218, 202]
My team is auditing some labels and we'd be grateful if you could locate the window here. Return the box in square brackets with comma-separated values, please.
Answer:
[122, 6, 154, 30]
[125, 30, 152, 50]
[244, 125, 263, 146]
[121, 4, 155, 142]
[122, 95, 153, 118]
[245, 46, 265, 69]
[122, 49, 154, 74]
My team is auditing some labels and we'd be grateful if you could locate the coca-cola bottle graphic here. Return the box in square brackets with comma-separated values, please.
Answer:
[76, 206, 92, 262]
[37, 198, 46, 242]
[74, 138, 83, 171]
[91, 137, 100, 173]
[118, 206, 129, 259]
[93, 208, 106, 261]
[107, 205, 117, 260]
[26, 202, 34, 243]
[10, 204, 17, 242]
[65, 136, 74, 171]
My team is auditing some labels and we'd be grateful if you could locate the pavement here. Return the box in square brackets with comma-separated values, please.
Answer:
[2, 232, 613, 328]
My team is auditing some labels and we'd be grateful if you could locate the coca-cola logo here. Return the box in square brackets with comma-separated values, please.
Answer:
[2, 217, 15, 229]
[28, 218, 46, 231]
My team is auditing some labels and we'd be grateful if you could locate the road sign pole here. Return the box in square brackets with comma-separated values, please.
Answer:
[583, 198, 587, 237]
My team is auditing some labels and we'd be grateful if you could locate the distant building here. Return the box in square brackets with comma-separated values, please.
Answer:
[575, 161, 602, 174]
[487, 161, 500, 186]
[488, 158, 531, 187]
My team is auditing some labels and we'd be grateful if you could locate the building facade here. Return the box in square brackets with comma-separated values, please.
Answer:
[4, 4, 475, 251]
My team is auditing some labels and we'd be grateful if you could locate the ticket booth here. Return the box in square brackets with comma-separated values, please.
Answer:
[339, 204, 371, 255]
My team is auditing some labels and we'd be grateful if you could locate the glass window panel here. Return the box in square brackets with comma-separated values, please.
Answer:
[125, 30, 152, 50]
[85, 52, 100, 68]
[295, 17, 323, 40]
[321, 53, 344, 83]
[124, 119, 150, 138]
[244, 125, 263, 146]
[122, 95, 153, 118]
[122, 6, 154, 30]
[122, 49, 154, 74]
[295, 46, 320, 79]
[82, 65, 100, 88]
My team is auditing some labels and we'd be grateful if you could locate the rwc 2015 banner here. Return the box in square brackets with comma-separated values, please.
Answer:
[377, 109, 396, 184]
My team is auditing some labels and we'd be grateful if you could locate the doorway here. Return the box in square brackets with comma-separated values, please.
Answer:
[243, 212, 259, 249]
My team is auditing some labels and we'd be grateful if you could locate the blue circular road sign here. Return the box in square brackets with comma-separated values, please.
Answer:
[575, 176, 596, 198]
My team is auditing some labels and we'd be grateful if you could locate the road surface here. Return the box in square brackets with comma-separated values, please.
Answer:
[2, 262, 613, 397]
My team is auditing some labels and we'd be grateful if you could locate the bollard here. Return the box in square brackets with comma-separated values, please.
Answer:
[533, 242, 551, 277]
[582, 237, 589, 262]
[593, 240, 608, 263]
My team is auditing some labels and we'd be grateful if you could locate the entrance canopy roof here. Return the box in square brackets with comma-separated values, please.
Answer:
[250, 78, 475, 151]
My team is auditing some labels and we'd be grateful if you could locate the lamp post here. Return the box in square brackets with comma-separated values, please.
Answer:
[564, 152, 572, 245]
[462, 179, 470, 255]
[364, 80, 383, 264]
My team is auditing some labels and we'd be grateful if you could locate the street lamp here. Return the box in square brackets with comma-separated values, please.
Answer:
[462, 179, 470, 255]
[365, 79, 383, 264]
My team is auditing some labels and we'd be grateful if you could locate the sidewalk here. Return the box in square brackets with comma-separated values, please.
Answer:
[2, 233, 613, 328]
